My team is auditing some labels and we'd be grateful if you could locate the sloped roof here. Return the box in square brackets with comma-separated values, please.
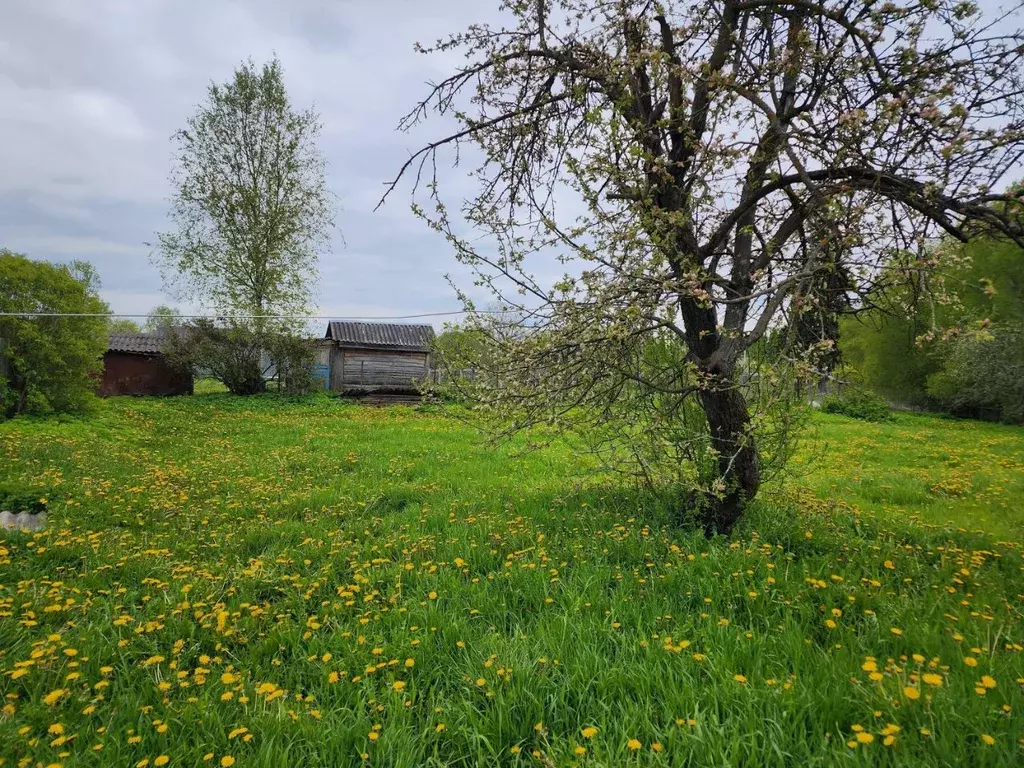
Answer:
[325, 321, 435, 351]
[107, 332, 166, 355]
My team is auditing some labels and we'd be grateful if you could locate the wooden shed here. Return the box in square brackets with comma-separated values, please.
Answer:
[325, 321, 434, 393]
[100, 332, 193, 397]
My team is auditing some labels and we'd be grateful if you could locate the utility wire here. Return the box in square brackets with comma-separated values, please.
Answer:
[0, 309, 504, 321]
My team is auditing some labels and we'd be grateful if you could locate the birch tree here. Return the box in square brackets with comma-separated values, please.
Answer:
[157, 57, 333, 324]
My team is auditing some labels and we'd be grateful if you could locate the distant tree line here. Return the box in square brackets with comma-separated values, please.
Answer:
[841, 232, 1024, 424]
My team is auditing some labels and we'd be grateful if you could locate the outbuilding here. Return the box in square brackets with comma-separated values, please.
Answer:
[325, 321, 434, 393]
[100, 332, 193, 397]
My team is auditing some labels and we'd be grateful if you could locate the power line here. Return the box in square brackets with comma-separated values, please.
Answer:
[0, 309, 503, 321]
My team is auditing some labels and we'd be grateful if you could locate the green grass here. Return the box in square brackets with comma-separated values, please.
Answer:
[0, 396, 1021, 767]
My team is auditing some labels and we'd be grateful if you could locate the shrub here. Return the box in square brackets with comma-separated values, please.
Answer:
[166, 320, 321, 396]
[165, 320, 266, 395]
[820, 389, 894, 422]
[264, 333, 319, 395]
[0, 483, 48, 514]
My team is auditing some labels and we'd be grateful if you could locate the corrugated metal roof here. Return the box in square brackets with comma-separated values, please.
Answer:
[107, 332, 167, 355]
[325, 321, 435, 351]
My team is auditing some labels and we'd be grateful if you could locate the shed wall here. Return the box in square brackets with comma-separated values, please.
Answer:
[329, 347, 428, 390]
[99, 352, 193, 397]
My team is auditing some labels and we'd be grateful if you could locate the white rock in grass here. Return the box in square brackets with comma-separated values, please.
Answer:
[0, 510, 46, 531]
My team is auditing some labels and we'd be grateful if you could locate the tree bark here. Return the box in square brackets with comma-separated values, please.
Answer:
[697, 373, 760, 535]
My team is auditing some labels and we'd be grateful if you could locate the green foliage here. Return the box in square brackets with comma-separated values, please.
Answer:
[839, 313, 938, 406]
[926, 322, 1024, 424]
[156, 56, 332, 322]
[263, 333, 319, 395]
[165, 320, 266, 395]
[945, 236, 1024, 323]
[0, 482, 48, 513]
[108, 318, 142, 333]
[168, 320, 319, 396]
[0, 250, 109, 417]
[820, 389, 894, 422]
[841, 234, 1024, 416]
[427, 324, 492, 402]
[0, 399, 1022, 765]
[144, 305, 182, 333]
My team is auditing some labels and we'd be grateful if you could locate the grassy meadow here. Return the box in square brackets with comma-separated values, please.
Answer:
[0, 395, 1022, 767]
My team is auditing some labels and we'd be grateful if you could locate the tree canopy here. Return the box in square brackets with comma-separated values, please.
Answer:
[387, 0, 1024, 532]
[0, 250, 109, 417]
[841, 232, 1024, 421]
[145, 305, 183, 334]
[156, 56, 333, 324]
[109, 318, 142, 334]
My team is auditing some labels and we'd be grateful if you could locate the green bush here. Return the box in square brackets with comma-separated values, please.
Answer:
[0, 483, 48, 513]
[926, 323, 1024, 424]
[0, 251, 109, 417]
[820, 389, 894, 422]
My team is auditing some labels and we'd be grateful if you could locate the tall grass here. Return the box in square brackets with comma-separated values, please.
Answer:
[1, 396, 1021, 766]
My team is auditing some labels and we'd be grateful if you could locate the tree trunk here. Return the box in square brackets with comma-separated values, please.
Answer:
[697, 374, 760, 535]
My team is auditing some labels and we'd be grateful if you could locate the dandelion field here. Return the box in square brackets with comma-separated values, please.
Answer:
[1, 396, 1022, 767]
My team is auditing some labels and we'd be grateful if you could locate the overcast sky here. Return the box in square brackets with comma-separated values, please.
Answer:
[3, 1, 1019, 333]
[0, 0, 507, 329]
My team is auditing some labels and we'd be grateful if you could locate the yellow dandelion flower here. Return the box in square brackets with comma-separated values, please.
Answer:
[922, 673, 942, 686]
[627, 738, 643, 750]
[435, 723, 446, 733]
[856, 732, 874, 744]
[981, 734, 995, 746]
[220, 759, 236, 767]
[733, 674, 748, 683]
[964, 656, 978, 667]
[903, 686, 921, 700]
[154, 757, 169, 767]
[651, 742, 663, 752]
[980, 675, 996, 689]
[42, 688, 67, 706]
[368, 731, 379, 742]
[581, 727, 598, 739]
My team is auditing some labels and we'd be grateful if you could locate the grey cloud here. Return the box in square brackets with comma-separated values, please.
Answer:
[0, 0, 509, 327]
